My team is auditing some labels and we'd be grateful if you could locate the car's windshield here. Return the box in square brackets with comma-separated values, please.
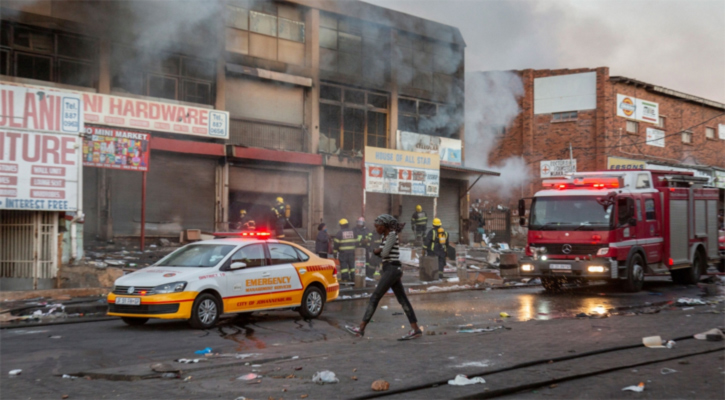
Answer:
[530, 196, 613, 230]
[155, 244, 237, 267]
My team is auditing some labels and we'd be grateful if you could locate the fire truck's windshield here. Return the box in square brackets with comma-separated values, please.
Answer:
[530, 196, 614, 231]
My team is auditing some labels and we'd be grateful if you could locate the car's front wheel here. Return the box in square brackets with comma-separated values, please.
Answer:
[189, 293, 221, 329]
[299, 286, 325, 319]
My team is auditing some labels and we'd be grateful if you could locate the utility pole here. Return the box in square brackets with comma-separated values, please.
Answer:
[569, 142, 573, 161]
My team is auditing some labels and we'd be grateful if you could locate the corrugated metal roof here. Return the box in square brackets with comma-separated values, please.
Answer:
[610, 76, 725, 111]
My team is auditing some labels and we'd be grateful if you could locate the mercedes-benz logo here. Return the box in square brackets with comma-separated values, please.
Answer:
[127, 286, 135, 294]
[562, 244, 573, 254]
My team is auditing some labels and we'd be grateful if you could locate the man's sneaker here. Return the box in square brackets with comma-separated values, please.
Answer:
[398, 329, 423, 341]
[345, 325, 364, 337]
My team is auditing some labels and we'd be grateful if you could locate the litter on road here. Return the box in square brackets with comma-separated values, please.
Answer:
[371, 380, 390, 391]
[661, 368, 677, 375]
[622, 382, 645, 392]
[8, 370, 21, 376]
[676, 298, 706, 306]
[643, 336, 668, 348]
[448, 374, 486, 386]
[312, 370, 339, 384]
[694, 328, 725, 340]
[457, 326, 505, 334]
[195, 347, 212, 355]
[499, 312, 510, 318]
[237, 373, 259, 381]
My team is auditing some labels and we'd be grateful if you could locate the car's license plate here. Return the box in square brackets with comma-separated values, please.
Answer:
[550, 264, 572, 270]
[116, 297, 141, 305]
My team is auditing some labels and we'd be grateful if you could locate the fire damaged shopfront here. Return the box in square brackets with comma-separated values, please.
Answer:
[1, 0, 493, 285]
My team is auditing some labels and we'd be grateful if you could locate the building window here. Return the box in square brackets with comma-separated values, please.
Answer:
[682, 131, 693, 144]
[645, 199, 656, 221]
[626, 120, 638, 134]
[0, 22, 98, 88]
[319, 84, 389, 155]
[111, 46, 214, 105]
[706, 127, 715, 139]
[319, 12, 389, 84]
[552, 111, 577, 121]
[226, 5, 304, 42]
[656, 116, 666, 128]
[398, 97, 460, 138]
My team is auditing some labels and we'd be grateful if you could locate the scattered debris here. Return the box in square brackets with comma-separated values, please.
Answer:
[660, 368, 677, 375]
[371, 379, 390, 391]
[234, 353, 261, 359]
[62, 374, 77, 379]
[676, 298, 706, 306]
[452, 361, 491, 368]
[351, 376, 358, 381]
[457, 326, 504, 334]
[694, 328, 725, 341]
[301, 395, 309, 399]
[62, 396, 69, 399]
[622, 382, 645, 392]
[194, 347, 212, 355]
[381, 306, 388, 310]
[294, 367, 303, 371]
[8, 370, 21, 376]
[643, 336, 668, 348]
[161, 372, 179, 379]
[237, 373, 259, 381]
[183, 376, 192, 382]
[448, 374, 486, 386]
[175, 359, 200, 364]
[151, 363, 177, 372]
[312, 370, 339, 384]
[666, 340, 676, 349]
[499, 312, 510, 318]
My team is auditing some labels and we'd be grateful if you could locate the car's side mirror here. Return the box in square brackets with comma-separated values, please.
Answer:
[230, 261, 247, 270]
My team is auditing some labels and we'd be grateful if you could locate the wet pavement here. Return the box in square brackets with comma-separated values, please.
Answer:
[1, 279, 723, 399]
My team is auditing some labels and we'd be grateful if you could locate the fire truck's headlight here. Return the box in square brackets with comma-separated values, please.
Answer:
[541, 255, 548, 261]
[521, 264, 534, 272]
[588, 266, 605, 273]
[151, 281, 187, 294]
[596, 248, 610, 256]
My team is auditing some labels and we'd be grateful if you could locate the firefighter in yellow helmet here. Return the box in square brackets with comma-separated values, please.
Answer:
[236, 209, 256, 231]
[424, 218, 449, 280]
[411, 205, 428, 242]
[271, 197, 288, 238]
[333, 218, 357, 282]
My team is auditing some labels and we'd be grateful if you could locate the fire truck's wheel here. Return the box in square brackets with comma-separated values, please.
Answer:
[622, 253, 645, 293]
[299, 286, 325, 319]
[189, 293, 220, 329]
[541, 277, 561, 292]
[683, 251, 704, 284]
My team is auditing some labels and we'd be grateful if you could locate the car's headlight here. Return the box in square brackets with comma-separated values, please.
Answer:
[151, 281, 187, 294]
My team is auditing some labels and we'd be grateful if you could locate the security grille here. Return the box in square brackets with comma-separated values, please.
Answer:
[0, 210, 58, 290]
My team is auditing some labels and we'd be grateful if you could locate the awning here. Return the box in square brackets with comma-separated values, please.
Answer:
[440, 165, 500, 180]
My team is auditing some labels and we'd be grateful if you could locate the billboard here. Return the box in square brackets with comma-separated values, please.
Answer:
[0, 83, 84, 134]
[364, 146, 440, 197]
[396, 130, 462, 166]
[616, 94, 659, 123]
[82, 126, 150, 172]
[0, 129, 81, 211]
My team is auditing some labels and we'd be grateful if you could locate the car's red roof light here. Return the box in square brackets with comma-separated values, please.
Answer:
[213, 231, 272, 239]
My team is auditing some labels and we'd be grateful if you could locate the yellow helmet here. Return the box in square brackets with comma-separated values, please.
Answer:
[432, 218, 442, 226]
[438, 227, 445, 233]
[276, 197, 284, 203]
[239, 209, 247, 215]
[415, 205, 422, 212]
[339, 218, 348, 225]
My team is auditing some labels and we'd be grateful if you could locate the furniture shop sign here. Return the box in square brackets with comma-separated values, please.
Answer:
[540, 159, 577, 178]
[0, 83, 84, 134]
[616, 94, 659, 123]
[82, 126, 150, 172]
[396, 130, 462, 166]
[364, 146, 440, 197]
[0, 129, 80, 211]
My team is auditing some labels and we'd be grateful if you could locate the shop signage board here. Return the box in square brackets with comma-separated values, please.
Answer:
[0, 129, 80, 211]
[81, 93, 229, 139]
[364, 146, 440, 197]
[540, 159, 577, 177]
[0, 83, 84, 134]
[646, 127, 665, 147]
[616, 94, 659, 123]
[607, 157, 645, 170]
[719, 124, 725, 140]
[714, 170, 725, 189]
[396, 130, 462, 166]
[82, 126, 150, 172]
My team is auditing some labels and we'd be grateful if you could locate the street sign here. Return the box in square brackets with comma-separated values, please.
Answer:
[540, 159, 577, 178]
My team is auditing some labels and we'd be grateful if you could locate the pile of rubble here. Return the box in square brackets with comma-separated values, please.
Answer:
[83, 238, 180, 270]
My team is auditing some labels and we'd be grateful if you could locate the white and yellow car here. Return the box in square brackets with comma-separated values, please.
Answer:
[107, 232, 339, 329]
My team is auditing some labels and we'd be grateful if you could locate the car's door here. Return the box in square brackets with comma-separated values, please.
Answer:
[260, 243, 305, 307]
[223, 243, 268, 312]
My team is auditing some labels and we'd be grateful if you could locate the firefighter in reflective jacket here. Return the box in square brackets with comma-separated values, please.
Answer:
[235, 209, 256, 231]
[424, 218, 449, 280]
[334, 219, 357, 282]
[353, 217, 378, 278]
[411, 205, 428, 241]
[271, 197, 288, 238]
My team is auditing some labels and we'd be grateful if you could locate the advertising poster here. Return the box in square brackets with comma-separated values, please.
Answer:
[364, 146, 440, 197]
[616, 94, 659, 123]
[396, 130, 462, 166]
[82, 126, 150, 171]
[0, 129, 80, 211]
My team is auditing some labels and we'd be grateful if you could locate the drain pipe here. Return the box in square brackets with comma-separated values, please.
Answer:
[71, 134, 85, 262]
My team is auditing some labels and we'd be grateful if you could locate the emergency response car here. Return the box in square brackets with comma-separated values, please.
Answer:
[518, 170, 721, 293]
[107, 232, 339, 329]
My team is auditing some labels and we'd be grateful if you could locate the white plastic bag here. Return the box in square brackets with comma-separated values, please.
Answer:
[312, 370, 339, 384]
[448, 374, 486, 386]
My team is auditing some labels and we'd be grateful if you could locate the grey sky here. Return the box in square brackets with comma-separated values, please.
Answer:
[366, 0, 725, 103]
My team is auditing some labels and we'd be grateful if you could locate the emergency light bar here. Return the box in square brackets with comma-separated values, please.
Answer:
[543, 176, 622, 190]
[213, 231, 272, 239]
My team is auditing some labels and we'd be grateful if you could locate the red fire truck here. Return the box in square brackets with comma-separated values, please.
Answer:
[517, 170, 721, 292]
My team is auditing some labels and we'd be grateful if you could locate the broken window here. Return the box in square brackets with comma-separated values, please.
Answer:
[58, 59, 94, 87]
[319, 12, 388, 81]
[16, 53, 52, 81]
[320, 103, 342, 153]
[148, 75, 177, 100]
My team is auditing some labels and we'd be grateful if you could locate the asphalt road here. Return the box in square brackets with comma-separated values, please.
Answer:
[1, 279, 723, 400]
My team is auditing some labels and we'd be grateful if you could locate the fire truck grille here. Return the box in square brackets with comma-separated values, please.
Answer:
[533, 244, 603, 256]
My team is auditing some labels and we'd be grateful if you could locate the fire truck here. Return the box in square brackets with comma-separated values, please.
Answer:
[517, 170, 721, 292]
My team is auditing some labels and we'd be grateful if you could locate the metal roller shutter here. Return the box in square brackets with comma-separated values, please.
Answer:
[323, 168, 389, 231]
[401, 195, 434, 243]
[437, 179, 461, 243]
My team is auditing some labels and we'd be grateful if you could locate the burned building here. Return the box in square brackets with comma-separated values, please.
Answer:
[1, 0, 490, 289]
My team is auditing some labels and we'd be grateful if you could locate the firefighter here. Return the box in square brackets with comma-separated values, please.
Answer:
[235, 209, 256, 231]
[333, 219, 357, 282]
[271, 197, 287, 239]
[353, 217, 376, 278]
[424, 218, 449, 280]
[411, 205, 428, 242]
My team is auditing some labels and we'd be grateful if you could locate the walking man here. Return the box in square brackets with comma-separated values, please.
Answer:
[345, 214, 422, 340]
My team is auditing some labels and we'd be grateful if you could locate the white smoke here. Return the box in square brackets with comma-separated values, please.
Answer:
[464, 71, 529, 200]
